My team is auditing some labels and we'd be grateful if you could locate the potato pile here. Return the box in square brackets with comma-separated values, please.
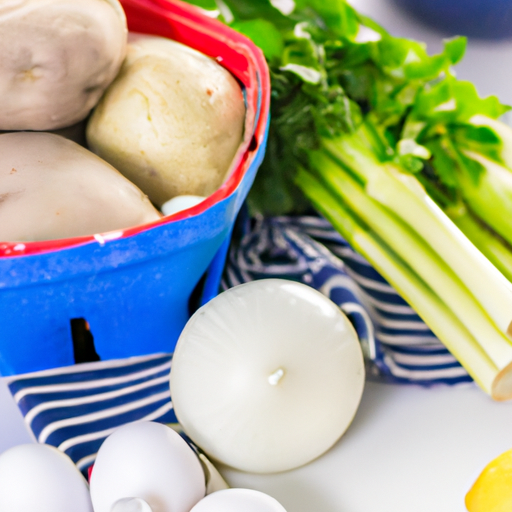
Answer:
[87, 34, 246, 208]
[0, 0, 127, 131]
[0, 133, 160, 241]
[0, 0, 246, 242]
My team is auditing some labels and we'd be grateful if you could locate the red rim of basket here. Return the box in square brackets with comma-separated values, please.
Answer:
[0, 0, 270, 258]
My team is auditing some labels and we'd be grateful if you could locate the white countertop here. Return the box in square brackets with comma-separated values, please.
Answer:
[3, 377, 512, 512]
[3, 1, 512, 511]
[221, 380, 512, 512]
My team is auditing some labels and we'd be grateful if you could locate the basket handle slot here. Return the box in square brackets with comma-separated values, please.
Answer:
[71, 318, 100, 364]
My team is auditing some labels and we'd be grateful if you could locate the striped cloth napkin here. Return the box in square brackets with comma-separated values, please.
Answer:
[6, 213, 471, 476]
[222, 214, 472, 386]
[7, 353, 176, 475]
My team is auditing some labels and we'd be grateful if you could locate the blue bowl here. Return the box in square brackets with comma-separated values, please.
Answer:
[393, 0, 512, 39]
[0, 0, 270, 377]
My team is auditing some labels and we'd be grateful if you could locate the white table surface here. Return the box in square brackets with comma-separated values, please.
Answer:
[2, 377, 512, 512]
[222, 381, 512, 512]
[3, 1, 512, 511]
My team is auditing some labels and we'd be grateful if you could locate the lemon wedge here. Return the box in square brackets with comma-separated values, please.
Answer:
[466, 447, 512, 511]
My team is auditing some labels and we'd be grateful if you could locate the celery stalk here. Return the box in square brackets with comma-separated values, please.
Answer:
[457, 150, 512, 249]
[322, 129, 512, 339]
[470, 115, 512, 170]
[204, 0, 512, 398]
[446, 203, 512, 283]
[308, 150, 512, 370]
[295, 168, 500, 396]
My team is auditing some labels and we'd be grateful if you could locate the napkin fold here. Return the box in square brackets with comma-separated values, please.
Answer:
[8, 353, 175, 475]
[222, 214, 472, 386]
[7, 214, 472, 477]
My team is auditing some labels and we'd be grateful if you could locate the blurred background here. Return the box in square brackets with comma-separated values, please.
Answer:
[351, 0, 512, 111]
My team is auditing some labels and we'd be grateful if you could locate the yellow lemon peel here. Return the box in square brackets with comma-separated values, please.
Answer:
[466, 447, 512, 511]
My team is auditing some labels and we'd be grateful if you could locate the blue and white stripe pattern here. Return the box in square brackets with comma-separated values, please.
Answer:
[222, 215, 472, 385]
[5, 214, 471, 474]
[8, 353, 176, 475]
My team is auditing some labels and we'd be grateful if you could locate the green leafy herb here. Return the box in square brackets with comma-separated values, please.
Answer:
[183, 0, 512, 399]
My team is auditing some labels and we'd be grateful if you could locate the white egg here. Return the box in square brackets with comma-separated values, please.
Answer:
[190, 489, 287, 512]
[90, 421, 206, 512]
[0, 443, 93, 512]
[111, 497, 153, 512]
[161, 195, 206, 216]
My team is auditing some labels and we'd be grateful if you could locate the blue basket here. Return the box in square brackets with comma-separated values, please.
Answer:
[0, 0, 270, 377]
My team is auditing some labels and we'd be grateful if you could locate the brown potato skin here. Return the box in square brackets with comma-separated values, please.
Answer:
[0, 132, 161, 242]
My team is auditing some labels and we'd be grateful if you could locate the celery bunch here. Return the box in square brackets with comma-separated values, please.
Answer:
[186, 0, 512, 399]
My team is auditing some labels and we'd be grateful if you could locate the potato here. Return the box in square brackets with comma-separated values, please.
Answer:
[0, 0, 127, 131]
[86, 34, 246, 208]
[0, 132, 162, 242]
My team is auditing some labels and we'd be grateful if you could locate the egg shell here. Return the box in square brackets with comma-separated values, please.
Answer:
[161, 195, 206, 216]
[190, 488, 287, 512]
[90, 421, 206, 512]
[0, 443, 93, 512]
[111, 497, 153, 512]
